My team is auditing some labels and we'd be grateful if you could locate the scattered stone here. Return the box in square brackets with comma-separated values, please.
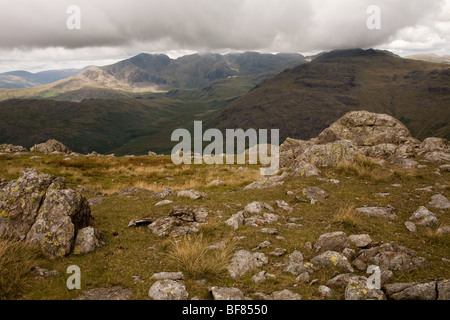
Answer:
[310, 251, 354, 273]
[384, 282, 437, 300]
[342, 248, 356, 262]
[302, 187, 329, 204]
[152, 188, 174, 199]
[210, 287, 245, 300]
[345, 277, 386, 300]
[271, 290, 302, 300]
[356, 206, 397, 219]
[409, 206, 439, 227]
[326, 274, 359, 289]
[148, 280, 188, 300]
[151, 272, 184, 281]
[429, 194, 450, 209]
[348, 234, 372, 248]
[318, 285, 335, 299]
[269, 248, 287, 257]
[155, 200, 173, 206]
[177, 189, 207, 200]
[132, 276, 145, 284]
[296, 272, 310, 283]
[437, 226, 450, 235]
[88, 197, 106, 206]
[244, 201, 274, 214]
[225, 211, 245, 230]
[260, 228, 278, 235]
[314, 231, 350, 254]
[252, 271, 267, 283]
[284, 250, 311, 276]
[405, 221, 417, 232]
[75, 287, 133, 300]
[227, 250, 269, 279]
[148, 206, 203, 237]
[356, 242, 429, 272]
[207, 180, 224, 187]
[33, 266, 60, 280]
[73, 227, 106, 255]
[127, 218, 153, 228]
[275, 200, 293, 212]
[244, 174, 285, 190]
[254, 241, 271, 250]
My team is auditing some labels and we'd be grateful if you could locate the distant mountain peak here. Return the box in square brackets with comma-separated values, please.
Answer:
[315, 48, 399, 61]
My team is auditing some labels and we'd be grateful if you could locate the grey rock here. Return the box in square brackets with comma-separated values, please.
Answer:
[244, 174, 285, 190]
[151, 272, 184, 281]
[207, 180, 224, 187]
[271, 289, 302, 300]
[437, 226, 450, 235]
[152, 188, 174, 199]
[311, 251, 354, 273]
[88, 197, 106, 206]
[228, 250, 269, 279]
[269, 248, 287, 257]
[73, 227, 106, 255]
[284, 250, 307, 275]
[225, 211, 245, 230]
[405, 221, 417, 232]
[149, 206, 204, 237]
[437, 280, 450, 300]
[302, 187, 329, 204]
[127, 218, 153, 228]
[348, 234, 372, 248]
[210, 287, 245, 300]
[31, 139, 71, 154]
[244, 201, 274, 214]
[252, 271, 267, 283]
[177, 189, 207, 200]
[314, 231, 349, 254]
[318, 285, 335, 299]
[326, 274, 359, 289]
[275, 200, 293, 211]
[33, 266, 60, 280]
[384, 282, 437, 300]
[429, 194, 450, 209]
[409, 206, 439, 227]
[296, 272, 310, 283]
[75, 287, 133, 300]
[148, 280, 189, 300]
[260, 228, 278, 235]
[356, 206, 398, 219]
[345, 277, 386, 300]
[155, 200, 173, 206]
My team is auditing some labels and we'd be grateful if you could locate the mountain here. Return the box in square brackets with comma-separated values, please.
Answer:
[405, 53, 450, 64]
[0, 69, 82, 89]
[0, 52, 305, 101]
[208, 49, 450, 142]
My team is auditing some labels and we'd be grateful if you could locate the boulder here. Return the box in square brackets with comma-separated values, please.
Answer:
[409, 206, 439, 227]
[152, 188, 174, 199]
[356, 206, 397, 219]
[345, 277, 386, 300]
[224, 211, 245, 230]
[429, 194, 450, 209]
[306, 140, 359, 167]
[244, 201, 274, 214]
[316, 111, 414, 146]
[148, 280, 189, 300]
[30, 139, 71, 154]
[310, 251, 354, 273]
[348, 234, 372, 248]
[148, 206, 204, 237]
[0, 169, 103, 258]
[177, 189, 207, 200]
[73, 227, 106, 255]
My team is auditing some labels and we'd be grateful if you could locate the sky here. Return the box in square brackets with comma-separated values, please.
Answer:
[0, 0, 449, 73]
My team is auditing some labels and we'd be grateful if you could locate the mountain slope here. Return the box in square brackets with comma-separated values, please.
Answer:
[0, 69, 82, 89]
[209, 49, 450, 142]
[405, 53, 450, 64]
[0, 52, 305, 101]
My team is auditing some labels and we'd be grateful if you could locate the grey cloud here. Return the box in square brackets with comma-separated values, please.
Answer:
[0, 0, 445, 52]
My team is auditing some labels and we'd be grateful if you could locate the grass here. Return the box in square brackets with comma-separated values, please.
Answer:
[0, 152, 448, 300]
[165, 234, 235, 281]
[0, 238, 43, 300]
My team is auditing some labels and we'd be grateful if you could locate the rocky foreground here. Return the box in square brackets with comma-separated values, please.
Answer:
[0, 111, 449, 300]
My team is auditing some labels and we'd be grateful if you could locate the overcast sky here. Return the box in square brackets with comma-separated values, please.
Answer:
[0, 0, 448, 72]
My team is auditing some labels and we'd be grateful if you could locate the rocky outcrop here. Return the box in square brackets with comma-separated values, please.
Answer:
[30, 139, 72, 154]
[279, 111, 449, 176]
[0, 169, 104, 258]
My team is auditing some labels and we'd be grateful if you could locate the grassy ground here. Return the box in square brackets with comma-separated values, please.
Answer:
[0, 152, 449, 300]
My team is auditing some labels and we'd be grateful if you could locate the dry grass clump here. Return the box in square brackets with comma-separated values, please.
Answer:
[331, 205, 366, 233]
[0, 238, 41, 300]
[336, 154, 386, 180]
[165, 234, 235, 281]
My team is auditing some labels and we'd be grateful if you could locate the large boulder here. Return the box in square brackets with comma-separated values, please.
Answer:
[30, 139, 72, 154]
[227, 250, 269, 279]
[316, 111, 415, 146]
[0, 169, 104, 258]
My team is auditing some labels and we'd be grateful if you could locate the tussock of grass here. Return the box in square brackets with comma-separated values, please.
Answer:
[331, 205, 366, 233]
[336, 154, 386, 181]
[165, 234, 235, 281]
[0, 238, 41, 300]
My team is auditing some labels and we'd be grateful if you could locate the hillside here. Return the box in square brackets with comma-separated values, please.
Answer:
[0, 52, 305, 101]
[0, 69, 82, 89]
[405, 53, 450, 64]
[209, 49, 450, 142]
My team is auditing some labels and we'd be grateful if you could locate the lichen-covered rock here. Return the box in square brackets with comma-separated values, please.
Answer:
[148, 280, 188, 300]
[0, 169, 55, 240]
[409, 206, 439, 227]
[227, 250, 269, 279]
[73, 226, 106, 255]
[418, 137, 450, 154]
[306, 140, 359, 167]
[177, 189, 207, 199]
[271, 289, 302, 300]
[310, 251, 354, 273]
[429, 194, 450, 209]
[225, 211, 245, 230]
[244, 201, 274, 214]
[0, 169, 102, 258]
[345, 277, 386, 300]
[30, 139, 72, 154]
[26, 187, 94, 258]
[348, 234, 372, 248]
[356, 206, 398, 219]
[244, 174, 285, 190]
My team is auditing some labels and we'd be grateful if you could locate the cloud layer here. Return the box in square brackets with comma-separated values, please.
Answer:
[0, 0, 448, 71]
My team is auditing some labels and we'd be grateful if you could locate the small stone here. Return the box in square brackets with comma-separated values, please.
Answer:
[405, 221, 417, 232]
[252, 271, 267, 283]
[148, 280, 188, 300]
[318, 285, 335, 299]
[269, 248, 287, 257]
[348, 234, 372, 248]
[210, 287, 245, 300]
[155, 200, 173, 206]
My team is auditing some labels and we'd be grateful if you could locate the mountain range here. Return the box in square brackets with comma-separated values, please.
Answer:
[0, 69, 82, 89]
[0, 49, 448, 155]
